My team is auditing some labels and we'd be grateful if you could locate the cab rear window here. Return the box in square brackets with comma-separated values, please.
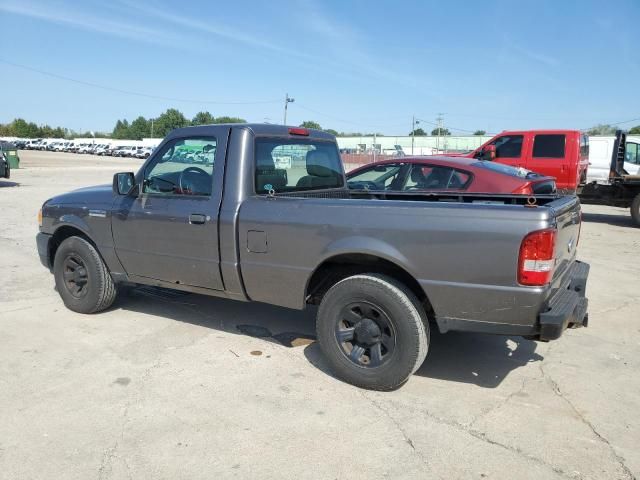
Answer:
[255, 138, 343, 193]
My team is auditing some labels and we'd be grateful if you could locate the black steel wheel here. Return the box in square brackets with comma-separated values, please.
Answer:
[317, 273, 429, 391]
[53, 236, 118, 313]
[62, 254, 89, 298]
[336, 301, 396, 368]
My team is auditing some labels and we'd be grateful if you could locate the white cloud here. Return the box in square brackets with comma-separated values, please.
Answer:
[0, 0, 186, 47]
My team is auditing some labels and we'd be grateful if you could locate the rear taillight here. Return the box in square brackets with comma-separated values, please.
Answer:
[518, 228, 557, 286]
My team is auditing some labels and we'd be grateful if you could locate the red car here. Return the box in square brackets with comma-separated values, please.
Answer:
[346, 156, 557, 195]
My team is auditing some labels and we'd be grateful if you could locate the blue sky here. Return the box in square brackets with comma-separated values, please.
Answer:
[1, 0, 639, 135]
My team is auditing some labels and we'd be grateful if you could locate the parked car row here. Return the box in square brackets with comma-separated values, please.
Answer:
[13, 139, 155, 158]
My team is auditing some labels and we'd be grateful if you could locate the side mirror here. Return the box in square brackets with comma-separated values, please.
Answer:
[481, 145, 496, 161]
[113, 172, 136, 195]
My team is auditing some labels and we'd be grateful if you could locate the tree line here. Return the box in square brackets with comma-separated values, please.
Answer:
[112, 109, 246, 139]
[0, 118, 70, 139]
[3, 112, 640, 139]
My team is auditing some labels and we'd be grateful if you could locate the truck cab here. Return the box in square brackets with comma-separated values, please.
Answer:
[586, 136, 640, 183]
[469, 130, 588, 193]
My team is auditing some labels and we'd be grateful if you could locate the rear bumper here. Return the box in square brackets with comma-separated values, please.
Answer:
[36, 232, 52, 270]
[434, 260, 590, 340]
[537, 260, 590, 341]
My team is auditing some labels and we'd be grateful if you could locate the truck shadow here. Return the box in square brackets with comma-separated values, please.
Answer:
[117, 286, 542, 389]
[582, 211, 635, 228]
[303, 329, 542, 389]
[0, 180, 20, 188]
[413, 329, 543, 388]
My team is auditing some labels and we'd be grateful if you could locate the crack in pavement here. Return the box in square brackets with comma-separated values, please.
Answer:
[359, 391, 440, 478]
[97, 442, 118, 480]
[539, 345, 636, 480]
[363, 390, 575, 479]
[467, 376, 528, 428]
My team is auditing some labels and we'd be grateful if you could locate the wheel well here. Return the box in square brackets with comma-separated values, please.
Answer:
[48, 226, 94, 266]
[306, 253, 434, 318]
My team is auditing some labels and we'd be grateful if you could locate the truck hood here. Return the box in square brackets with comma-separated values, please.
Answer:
[48, 184, 113, 206]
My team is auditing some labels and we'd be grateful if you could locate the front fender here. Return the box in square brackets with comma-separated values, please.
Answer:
[44, 206, 126, 279]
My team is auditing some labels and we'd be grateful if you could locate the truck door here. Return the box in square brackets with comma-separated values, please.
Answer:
[526, 134, 569, 190]
[478, 134, 525, 168]
[624, 141, 640, 175]
[111, 129, 229, 290]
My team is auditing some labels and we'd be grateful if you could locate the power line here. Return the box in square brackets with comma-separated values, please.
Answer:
[416, 117, 480, 134]
[296, 104, 408, 130]
[579, 117, 640, 132]
[0, 58, 282, 105]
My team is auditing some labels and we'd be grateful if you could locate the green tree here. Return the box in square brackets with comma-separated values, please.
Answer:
[51, 127, 66, 138]
[0, 124, 11, 136]
[11, 118, 40, 137]
[300, 120, 322, 130]
[192, 111, 215, 126]
[112, 119, 130, 139]
[410, 128, 426, 136]
[324, 128, 339, 136]
[213, 116, 246, 124]
[431, 127, 451, 136]
[40, 125, 56, 137]
[129, 116, 150, 140]
[154, 108, 189, 137]
[586, 124, 616, 135]
[628, 125, 640, 135]
[473, 130, 486, 135]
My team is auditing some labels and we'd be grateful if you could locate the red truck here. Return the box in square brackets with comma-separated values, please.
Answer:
[465, 130, 589, 193]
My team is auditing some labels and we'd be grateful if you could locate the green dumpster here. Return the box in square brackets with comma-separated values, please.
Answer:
[0, 143, 19, 169]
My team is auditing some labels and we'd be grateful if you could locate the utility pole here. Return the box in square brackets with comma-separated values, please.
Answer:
[435, 113, 444, 153]
[150, 118, 154, 138]
[283, 93, 295, 125]
[411, 115, 420, 155]
[373, 132, 377, 162]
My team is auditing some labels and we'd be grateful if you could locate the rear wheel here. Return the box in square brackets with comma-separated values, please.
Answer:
[316, 274, 429, 391]
[631, 193, 640, 227]
[53, 236, 117, 313]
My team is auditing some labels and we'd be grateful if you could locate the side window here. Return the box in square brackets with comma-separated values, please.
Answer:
[143, 137, 216, 196]
[626, 143, 639, 164]
[532, 134, 566, 158]
[580, 134, 589, 158]
[405, 165, 471, 190]
[490, 135, 523, 158]
[347, 163, 404, 190]
[255, 139, 343, 193]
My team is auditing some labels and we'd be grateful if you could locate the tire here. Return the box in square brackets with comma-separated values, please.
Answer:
[53, 236, 117, 313]
[631, 193, 640, 227]
[316, 273, 429, 391]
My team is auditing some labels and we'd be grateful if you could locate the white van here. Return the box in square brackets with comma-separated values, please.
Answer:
[587, 136, 640, 183]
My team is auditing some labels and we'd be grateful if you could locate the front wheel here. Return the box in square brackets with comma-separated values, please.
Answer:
[53, 236, 118, 313]
[316, 274, 429, 391]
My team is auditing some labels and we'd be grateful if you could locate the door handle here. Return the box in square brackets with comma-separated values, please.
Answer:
[189, 213, 207, 225]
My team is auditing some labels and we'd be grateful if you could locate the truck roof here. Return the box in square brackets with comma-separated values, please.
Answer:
[498, 129, 583, 135]
[168, 123, 336, 141]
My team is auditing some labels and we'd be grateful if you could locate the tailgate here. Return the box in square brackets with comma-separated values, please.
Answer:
[549, 196, 582, 286]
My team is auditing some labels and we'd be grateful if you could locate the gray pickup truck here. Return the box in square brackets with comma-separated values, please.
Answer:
[36, 124, 589, 390]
